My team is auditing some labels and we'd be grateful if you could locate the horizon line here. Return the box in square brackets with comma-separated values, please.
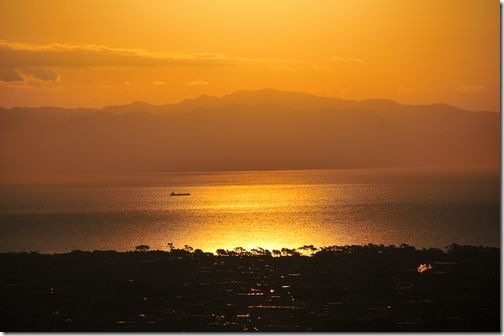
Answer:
[0, 88, 495, 113]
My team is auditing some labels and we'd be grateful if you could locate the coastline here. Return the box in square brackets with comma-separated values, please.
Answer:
[1, 244, 499, 332]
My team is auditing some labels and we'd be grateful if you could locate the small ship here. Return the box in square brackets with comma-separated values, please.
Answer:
[170, 192, 191, 196]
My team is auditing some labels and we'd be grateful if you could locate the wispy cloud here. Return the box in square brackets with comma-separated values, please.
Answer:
[0, 40, 304, 85]
[0, 40, 233, 68]
[152, 81, 167, 86]
[454, 84, 487, 94]
[0, 40, 303, 69]
[0, 67, 59, 84]
[330, 56, 364, 63]
[187, 79, 209, 86]
[0, 69, 24, 82]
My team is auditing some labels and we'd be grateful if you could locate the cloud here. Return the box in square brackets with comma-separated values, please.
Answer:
[0, 40, 303, 70]
[187, 80, 209, 86]
[0, 67, 59, 83]
[0, 40, 305, 86]
[455, 84, 487, 94]
[0, 40, 232, 68]
[330, 56, 364, 63]
[0, 69, 24, 82]
[25, 68, 60, 81]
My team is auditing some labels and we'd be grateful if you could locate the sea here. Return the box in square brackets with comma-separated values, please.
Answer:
[0, 167, 500, 253]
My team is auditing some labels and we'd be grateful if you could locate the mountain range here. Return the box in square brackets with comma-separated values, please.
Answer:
[0, 89, 499, 174]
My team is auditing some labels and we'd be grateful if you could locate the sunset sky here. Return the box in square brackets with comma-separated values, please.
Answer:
[0, 0, 499, 111]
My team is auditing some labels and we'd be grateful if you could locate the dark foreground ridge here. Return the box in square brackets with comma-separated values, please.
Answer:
[0, 244, 499, 332]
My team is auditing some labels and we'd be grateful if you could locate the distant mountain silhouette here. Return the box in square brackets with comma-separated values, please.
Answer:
[0, 89, 499, 174]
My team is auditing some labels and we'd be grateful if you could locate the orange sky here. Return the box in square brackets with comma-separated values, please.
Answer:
[0, 0, 500, 111]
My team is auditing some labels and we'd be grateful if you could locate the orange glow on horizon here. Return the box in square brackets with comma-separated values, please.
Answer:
[0, 0, 499, 112]
[150, 184, 336, 253]
[138, 183, 400, 253]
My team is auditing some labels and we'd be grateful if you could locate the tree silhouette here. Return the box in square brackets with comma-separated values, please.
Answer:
[234, 247, 251, 256]
[250, 247, 272, 257]
[281, 248, 300, 256]
[216, 249, 227, 256]
[135, 244, 150, 252]
[298, 245, 318, 256]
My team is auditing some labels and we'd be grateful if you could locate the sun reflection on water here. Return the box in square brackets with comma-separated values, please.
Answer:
[1, 168, 499, 253]
[152, 184, 347, 252]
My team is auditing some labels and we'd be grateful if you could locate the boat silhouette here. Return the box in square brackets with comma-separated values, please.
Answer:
[170, 192, 191, 196]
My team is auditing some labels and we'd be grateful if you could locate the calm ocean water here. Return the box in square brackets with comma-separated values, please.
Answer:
[0, 168, 500, 253]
